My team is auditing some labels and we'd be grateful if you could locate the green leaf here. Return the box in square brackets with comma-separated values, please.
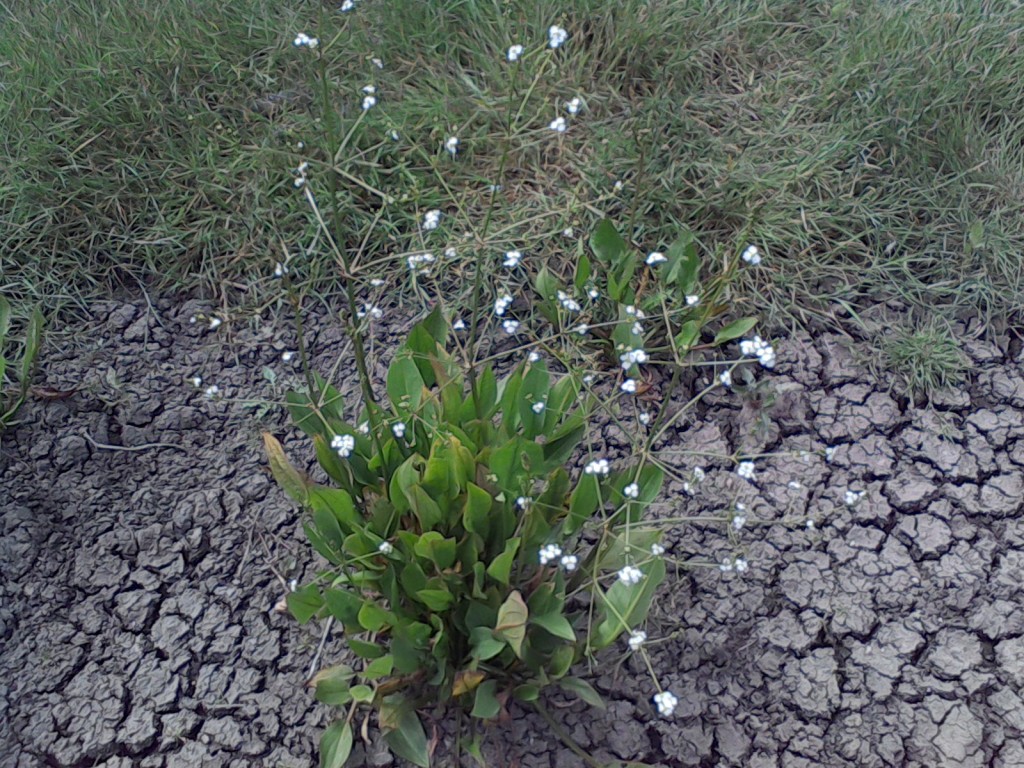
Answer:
[590, 219, 628, 270]
[413, 531, 457, 570]
[513, 684, 540, 702]
[350, 684, 375, 703]
[262, 433, 307, 504]
[471, 680, 501, 719]
[0, 296, 10, 339]
[358, 601, 392, 633]
[364, 654, 394, 680]
[593, 558, 666, 649]
[348, 638, 385, 659]
[713, 316, 758, 346]
[565, 473, 600, 535]
[312, 664, 355, 707]
[380, 696, 430, 768]
[558, 678, 606, 710]
[390, 455, 424, 514]
[674, 319, 701, 353]
[470, 627, 506, 661]
[407, 485, 445, 532]
[531, 612, 576, 642]
[494, 591, 529, 657]
[664, 231, 700, 292]
[386, 351, 424, 414]
[462, 483, 493, 539]
[574, 253, 592, 292]
[416, 588, 454, 611]
[20, 307, 44, 387]
[487, 537, 520, 585]
[286, 583, 323, 624]
[323, 588, 363, 627]
[320, 719, 354, 768]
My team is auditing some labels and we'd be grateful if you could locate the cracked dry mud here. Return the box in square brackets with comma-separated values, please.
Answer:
[3, 298, 1024, 767]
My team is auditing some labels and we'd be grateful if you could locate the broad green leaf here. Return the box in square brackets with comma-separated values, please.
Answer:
[380, 696, 430, 768]
[389, 455, 424, 514]
[0, 296, 10, 339]
[386, 352, 424, 414]
[549, 644, 575, 678]
[590, 219, 627, 270]
[453, 669, 486, 697]
[674, 319, 701, 353]
[573, 252, 592, 292]
[513, 684, 540, 702]
[664, 231, 700, 292]
[350, 684, 375, 703]
[319, 719, 354, 768]
[286, 583, 323, 624]
[565, 473, 600, 535]
[323, 588, 362, 627]
[311, 664, 355, 707]
[530, 612, 576, 642]
[348, 638, 385, 659]
[534, 266, 562, 302]
[593, 558, 666, 649]
[416, 588, 454, 611]
[21, 307, 44, 386]
[462, 483, 493, 539]
[597, 528, 663, 571]
[558, 678, 606, 710]
[364, 655, 394, 680]
[494, 591, 529, 657]
[262, 433, 307, 504]
[471, 680, 501, 719]
[357, 601, 391, 633]
[713, 316, 758, 346]
[413, 531, 457, 570]
[470, 627, 506, 661]
[408, 485, 445, 532]
[487, 537, 520, 585]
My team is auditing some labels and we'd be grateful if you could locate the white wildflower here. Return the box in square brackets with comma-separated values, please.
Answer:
[548, 25, 568, 49]
[584, 458, 610, 476]
[563, 227, 575, 237]
[576, 324, 589, 335]
[407, 252, 435, 273]
[527, 351, 541, 363]
[621, 379, 637, 394]
[341, 0, 355, 11]
[735, 557, 749, 573]
[739, 335, 776, 369]
[357, 421, 370, 435]
[452, 317, 466, 331]
[556, 290, 581, 312]
[392, 422, 406, 439]
[204, 384, 220, 399]
[685, 294, 700, 306]
[502, 319, 520, 335]
[531, 401, 546, 414]
[445, 136, 459, 155]
[719, 558, 734, 572]
[628, 630, 647, 651]
[494, 294, 514, 316]
[693, 467, 706, 482]
[646, 251, 667, 266]
[370, 278, 385, 287]
[190, 375, 202, 388]
[361, 94, 377, 110]
[788, 480, 803, 490]
[639, 411, 652, 425]
[566, 97, 582, 114]
[587, 286, 600, 300]
[651, 543, 666, 556]
[620, 348, 648, 370]
[378, 541, 393, 554]
[741, 244, 761, 265]
[560, 554, 578, 572]
[503, 249, 522, 267]
[736, 461, 756, 481]
[274, 262, 288, 277]
[719, 371, 733, 388]
[653, 691, 678, 717]
[825, 446, 837, 462]
[623, 482, 640, 499]
[208, 317, 222, 330]
[507, 44, 524, 62]
[539, 544, 562, 566]
[613, 180, 624, 191]
[516, 496, 531, 509]
[293, 33, 319, 48]
[844, 490, 864, 506]
[549, 116, 567, 133]
[618, 565, 643, 585]
[422, 209, 442, 231]
[331, 434, 356, 458]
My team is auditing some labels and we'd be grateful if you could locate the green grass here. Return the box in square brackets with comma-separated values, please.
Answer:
[4, 0, 1024, 331]
[876, 320, 968, 399]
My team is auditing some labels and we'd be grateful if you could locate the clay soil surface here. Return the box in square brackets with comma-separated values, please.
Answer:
[3, 298, 1024, 767]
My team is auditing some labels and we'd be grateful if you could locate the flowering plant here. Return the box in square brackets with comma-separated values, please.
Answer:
[0, 296, 44, 435]
[265, 308, 666, 766]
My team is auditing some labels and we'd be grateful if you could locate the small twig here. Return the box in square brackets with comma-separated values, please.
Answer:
[307, 615, 335, 680]
[81, 431, 187, 453]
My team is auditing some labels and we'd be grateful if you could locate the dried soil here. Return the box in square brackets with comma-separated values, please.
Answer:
[2, 298, 1024, 767]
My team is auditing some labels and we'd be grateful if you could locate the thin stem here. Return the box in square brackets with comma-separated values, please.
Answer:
[532, 700, 606, 768]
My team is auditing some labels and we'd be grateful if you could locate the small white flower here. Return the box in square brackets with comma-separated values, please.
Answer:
[736, 461, 756, 481]
[407, 252, 436, 273]
[293, 177, 306, 189]
[445, 136, 459, 155]
[646, 251, 667, 266]
[362, 94, 377, 110]
[587, 287, 600, 299]
[576, 324, 589, 335]
[357, 421, 370, 435]
[362, 85, 376, 94]
[631, 322, 644, 336]
[274, 262, 288, 277]
[563, 227, 575, 237]
[452, 317, 466, 331]
[618, 565, 643, 585]
[331, 434, 356, 458]
[560, 554, 578, 572]
[189, 316, 197, 324]
[651, 543, 666, 556]
[293, 33, 319, 48]
[613, 180, 624, 191]
[527, 351, 541, 363]
[685, 294, 700, 307]
[719, 371, 733, 388]
[825, 446, 837, 462]
[693, 467, 706, 482]
[531, 401, 546, 414]
[628, 630, 647, 651]
[741, 244, 762, 265]
[516, 496, 531, 509]
[806, 519, 816, 530]
[502, 319, 520, 335]
[204, 384, 220, 399]
[341, 0, 355, 11]
[621, 379, 637, 394]
[639, 411, 652, 425]
[719, 558, 734, 572]
[732, 513, 747, 531]
[539, 544, 563, 566]
[390, 129, 400, 141]
[549, 116, 567, 133]
[392, 422, 406, 438]
[739, 335, 776, 368]
[422, 209, 442, 230]
[548, 25, 568, 49]
[507, 44, 524, 62]
[582, 374, 595, 384]
[190, 375, 202, 388]
[378, 541, 393, 555]
[735, 557, 749, 573]
[296, 141, 305, 149]
[584, 459, 610, 476]
[503, 249, 522, 267]
[653, 691, 678, 718]
[370, 278, 385, 287]
[566, 97, 582, 114]
[494, 294, 514, 316]
[844, 490, 864, 506]
[619, 348, 648, 370]
[371, 57, 383, 69]
[623, 482, 640, 499]
[788, 480, 803, 490]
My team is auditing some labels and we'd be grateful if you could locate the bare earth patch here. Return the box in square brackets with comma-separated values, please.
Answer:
[2, 298, 1023, 767]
